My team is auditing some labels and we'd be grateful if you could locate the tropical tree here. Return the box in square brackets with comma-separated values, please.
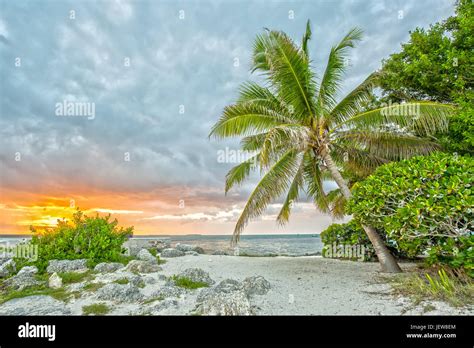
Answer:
[209, 21, 454, 273]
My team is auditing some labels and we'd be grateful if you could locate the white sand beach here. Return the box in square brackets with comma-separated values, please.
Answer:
[157, 254, 472, 315]
[1, 253, 471, 316]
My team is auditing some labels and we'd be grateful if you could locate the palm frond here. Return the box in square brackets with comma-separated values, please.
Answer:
[260, 124, 310, 166]
[330, 143, 388, 176]
[225, 154, 260, 194]
[237, 82, 296, 118]
[233, 150, 302, 243]
[209, 103, 293, 139]
[252, 30, 317, 121]
[317, 28, 363, 113]
[331, 102, 454, 136]
[276, 158, 305, 224]
[328, 71, 380, 126]
[335, 130, 441, 161]
[302, 150, 329, 211]
[301, 20, 312, 58]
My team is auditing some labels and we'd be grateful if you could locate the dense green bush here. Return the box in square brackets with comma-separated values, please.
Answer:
[347, 152, 473, 275]
[29, 210, 133, 272]
[320, 220, 376, 261]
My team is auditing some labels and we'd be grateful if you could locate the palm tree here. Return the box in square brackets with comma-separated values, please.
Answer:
[209, 21, 454, 273]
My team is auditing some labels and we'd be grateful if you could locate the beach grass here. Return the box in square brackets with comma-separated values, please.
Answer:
[114, 278, 129, 285]
[170, 275, 209, 289]
[83, 282, 105, 292]
[387, 268, 474, 308]
[59, 271, 92, 284]
[0, 284, 71, 304]
[82, 303, 110, 315]
[142, 296, 164, 304]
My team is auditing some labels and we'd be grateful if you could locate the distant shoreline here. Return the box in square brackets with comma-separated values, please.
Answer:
[0, 233, 321, 238]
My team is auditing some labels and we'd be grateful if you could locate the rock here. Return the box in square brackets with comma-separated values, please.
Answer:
[195, 289, 253, 316]
[137, 249, 157, 263]
[67, 282, 87, 292]
[0, 259, 16, 277]
[176, 268, 215, 286]
[94, 262, 123, 273]
[123, 244, 142, 257]
[150, 299, 178, 312]
[214, 279, 242, 293]
[46, 259, 88, 273]
[125, 260, 161, 273]
[185, 251, 199, 256]
[175, 243, 205, 254]
[212, 250, 229, 255]
[3, 266, 42, 290]
[242, 276, 271, 296]
[197, 279, 242, 303]
[154, 241, 171, 252]
[128, 275, 145, 288]
[143, 276, 157, 285]
[0, 295, 71, 315]
[17, 266, 38, 277]
[160, 248, 185, 258]
[48, 272, 63, 289]
[96, 283, 144, 302]
[151, 285, 185, 299]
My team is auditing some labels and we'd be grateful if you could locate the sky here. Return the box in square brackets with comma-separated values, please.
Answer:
[0, 0, 455, 235]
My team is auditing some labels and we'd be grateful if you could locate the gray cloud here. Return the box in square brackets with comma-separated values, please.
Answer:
[0, 0, 455, 202]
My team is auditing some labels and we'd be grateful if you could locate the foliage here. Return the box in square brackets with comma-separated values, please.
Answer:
[170, 276, 209, 289]
[82, 303, 110, 316]
[379, 0, 473, 154]
[0, 283, 71, 305]
[29, 209, 133, 273]
[209, 20, 453, 244]
[59, 271, 92, 284]
[114, 278, 129, 285]
[83, 282, 105, 292]
[388, 267, 473, 308]
[348, 152, 473, 274]
[436, 98, 474, 155]
[320, 221, 376, 261]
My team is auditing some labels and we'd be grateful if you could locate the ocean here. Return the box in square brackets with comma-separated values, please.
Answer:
[0, 234, 323, 257]
[135, 234, 323, 256]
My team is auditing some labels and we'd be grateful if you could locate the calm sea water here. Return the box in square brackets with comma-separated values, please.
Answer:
[137, 234, 323, 256]
[0, 234, 323, 257]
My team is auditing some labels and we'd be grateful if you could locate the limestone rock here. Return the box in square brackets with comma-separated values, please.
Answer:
[125, 260, 161, 273]
[242, 276, 271, 296]
[94, 262, 123, 273]
[46, 259, 88, 273]
[96, 283, 143, 302]
[160, 248, 185, 258]
[175, 268, 215, 286]
[48, 272, 63, 289]
[0, 295, 71, 315]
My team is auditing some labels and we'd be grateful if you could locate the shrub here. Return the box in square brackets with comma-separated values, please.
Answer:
[29, 209, 133, 273]
[320, 221, 376, 261]
[347, 152, 473, 275]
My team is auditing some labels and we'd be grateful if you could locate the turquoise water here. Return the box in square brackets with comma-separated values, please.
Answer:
[0, 234, 323, 257]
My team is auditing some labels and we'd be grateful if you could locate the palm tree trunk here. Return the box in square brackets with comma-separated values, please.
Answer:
[322, 149, 402, 273]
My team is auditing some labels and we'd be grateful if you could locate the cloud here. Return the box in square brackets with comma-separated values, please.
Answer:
[0, 0, 456, 234]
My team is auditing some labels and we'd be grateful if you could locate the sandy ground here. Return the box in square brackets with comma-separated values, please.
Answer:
[1, 254, 471, 315]
[156, 254, 472, 315]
